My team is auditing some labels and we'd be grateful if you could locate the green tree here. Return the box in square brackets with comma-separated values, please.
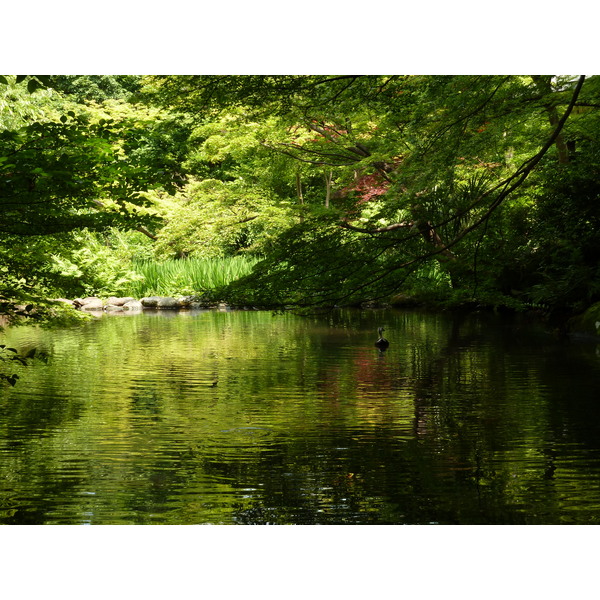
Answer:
[151, 178, 292, 259]
[146, 75, 593, 309]
[0, 76, 173, 325]
[48, 75, 142, 103]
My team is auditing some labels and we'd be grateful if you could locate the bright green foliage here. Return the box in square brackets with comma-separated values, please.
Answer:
[149, 75, 596, 311]
[48, 75, 142, 103]
[132, 105, 307, 261]
[1, 76, 58, 129]
[123, 256, 259, 298]
[44, 229, 150, 298]
[0, 115, 159, 235]
[2, 74, 600, 322]
[151, 178, 292, 259]
[0, 77, 171, 325]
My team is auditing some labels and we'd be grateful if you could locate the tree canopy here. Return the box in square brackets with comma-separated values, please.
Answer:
[143, 74, 598, 310]
[2, 74, 600, 326]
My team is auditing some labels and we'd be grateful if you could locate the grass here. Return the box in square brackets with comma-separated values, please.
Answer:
[123, 256, 260, 298]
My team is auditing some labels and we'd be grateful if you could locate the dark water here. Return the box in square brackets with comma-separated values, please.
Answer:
[1, 308, 600, 525]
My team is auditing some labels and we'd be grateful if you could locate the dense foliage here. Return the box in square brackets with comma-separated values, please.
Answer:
[2, 74, 600, 329]
[142, 75, 600, 312]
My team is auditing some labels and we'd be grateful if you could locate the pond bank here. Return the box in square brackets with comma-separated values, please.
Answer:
[56, 295, 249, 313]
[52, 295, 600, 341]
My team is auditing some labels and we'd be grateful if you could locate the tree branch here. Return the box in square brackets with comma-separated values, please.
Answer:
[338, 76, 586, 271]
[340, 221, 414, 234]
[91, 198, 158, 240]
[402, 75, 586, 265]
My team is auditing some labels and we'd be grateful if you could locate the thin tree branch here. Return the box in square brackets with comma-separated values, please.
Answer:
[341, 76, 586, 245]
[340, 221, 414, 234]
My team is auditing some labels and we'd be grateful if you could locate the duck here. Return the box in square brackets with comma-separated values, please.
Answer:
[374, 327, 389, 350]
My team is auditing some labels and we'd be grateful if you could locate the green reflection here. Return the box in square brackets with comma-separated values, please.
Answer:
[2, 309, 600, 524]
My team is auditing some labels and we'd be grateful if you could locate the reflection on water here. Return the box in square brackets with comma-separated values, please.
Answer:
[2, 308, 600, 524]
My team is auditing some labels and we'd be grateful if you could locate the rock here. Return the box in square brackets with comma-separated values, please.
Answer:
[140, 296, 160, 307]
[177, 297, 193, 308]
[79, 297, 104, 311]
[140, 296, 181, 309]
[157, 297, 182, 309]
[104, 305, 124, 312]
[106, 296, 136, 306]
[123, 300, 143, 310]
[360, 300, 390, 309]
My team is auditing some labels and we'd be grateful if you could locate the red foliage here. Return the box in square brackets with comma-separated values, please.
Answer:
[344, 172, 391, 203]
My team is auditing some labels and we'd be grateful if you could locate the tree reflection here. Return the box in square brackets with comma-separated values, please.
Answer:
[1, 309, 600, 524]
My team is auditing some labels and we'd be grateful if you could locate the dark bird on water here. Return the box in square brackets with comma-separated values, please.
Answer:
[375, 327, 389, 350]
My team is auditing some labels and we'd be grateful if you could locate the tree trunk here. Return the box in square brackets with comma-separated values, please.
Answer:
[295, 172, 304, 205]
[296, 172, 304, 222]
[324, 171, 333, 207]
[531, 75, 571, 164]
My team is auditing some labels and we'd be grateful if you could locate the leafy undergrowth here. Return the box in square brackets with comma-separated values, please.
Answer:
[123, 256, 260, 298]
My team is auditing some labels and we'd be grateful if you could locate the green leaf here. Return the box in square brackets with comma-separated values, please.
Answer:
[15, 75, 27, 83]
[27, 79, 40, 93]
[0, 76, 8, 85]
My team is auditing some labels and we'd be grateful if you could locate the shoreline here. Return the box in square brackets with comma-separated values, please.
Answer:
[61, 294, 600, 341]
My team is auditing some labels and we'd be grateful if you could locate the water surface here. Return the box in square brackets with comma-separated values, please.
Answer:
[2, 308, 600, 524]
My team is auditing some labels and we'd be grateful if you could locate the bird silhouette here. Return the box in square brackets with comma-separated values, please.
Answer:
[374, 327, 389, 350]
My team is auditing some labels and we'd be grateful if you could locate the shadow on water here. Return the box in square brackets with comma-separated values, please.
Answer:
[2, 308, 600, 524]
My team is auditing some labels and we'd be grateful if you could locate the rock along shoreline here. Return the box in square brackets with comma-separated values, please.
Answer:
[55, 296, 243, 313]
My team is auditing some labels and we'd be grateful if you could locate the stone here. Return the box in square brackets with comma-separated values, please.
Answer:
[104, 305, 124, 312]
[106, 296, 136, 306]
[156, 297, 181, 309]
[79, 297, 104, 311]
[140, 296, 181, 309]
[177, 297, 193, 308]
[140, 296, 161, 307]
[123, 300, 143, 310]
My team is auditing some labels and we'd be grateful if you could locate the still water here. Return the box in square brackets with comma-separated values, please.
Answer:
[1, 308, 600, 525]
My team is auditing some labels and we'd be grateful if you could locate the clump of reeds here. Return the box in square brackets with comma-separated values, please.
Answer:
[124, 256, 259, 298]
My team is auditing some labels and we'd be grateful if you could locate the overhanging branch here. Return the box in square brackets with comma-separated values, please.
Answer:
[341, 76, 586, 249]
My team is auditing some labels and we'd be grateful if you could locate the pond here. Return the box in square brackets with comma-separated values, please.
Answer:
[1, 307, 600, 525]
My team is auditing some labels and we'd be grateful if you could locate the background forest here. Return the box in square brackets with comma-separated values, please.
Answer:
[2, 74, 600, 325]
